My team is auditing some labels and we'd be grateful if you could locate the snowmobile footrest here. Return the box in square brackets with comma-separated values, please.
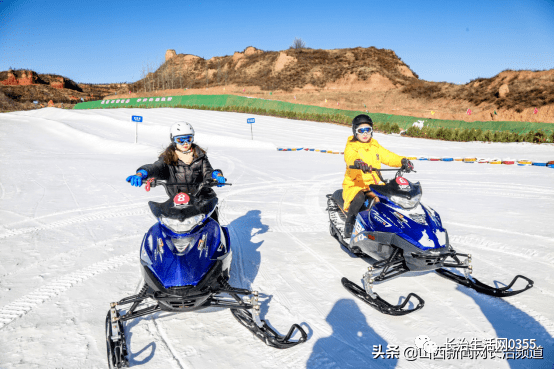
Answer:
[230, 308, 307, 349]
[436, 268, 533, 297]
[341, 277, 424, 316]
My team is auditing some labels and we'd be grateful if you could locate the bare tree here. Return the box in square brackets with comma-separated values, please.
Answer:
[163, 62, 167, 90]
[141, 63, 147, 93]
[158, 64, 162, 91]
[217, 60, 220, 86]
[146, 63, 151, 92]
[167, 64, 171, 90]
[150, 62, 156, 92]
[171, 64, 174, 89]
[161, 63, 164, 90]
[290, 37, 306, 49]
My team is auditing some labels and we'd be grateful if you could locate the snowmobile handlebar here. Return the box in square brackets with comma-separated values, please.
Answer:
[142, 178, 232, 194]
[348, 165, 415, 183]
[348, 165, 399, 172]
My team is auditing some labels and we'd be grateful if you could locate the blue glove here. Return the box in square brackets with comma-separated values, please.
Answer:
[215, 175, 226, 187]
[212, 171, 226, 187]
[126, 170, 148, 187]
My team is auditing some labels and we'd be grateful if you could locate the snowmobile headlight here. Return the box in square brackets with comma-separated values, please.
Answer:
[171, 236, 195, 253]
[161, 214, 205, 234]
[390, 194, 421, 209]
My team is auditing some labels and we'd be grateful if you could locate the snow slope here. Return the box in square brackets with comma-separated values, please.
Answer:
[0, 107, 553, 369]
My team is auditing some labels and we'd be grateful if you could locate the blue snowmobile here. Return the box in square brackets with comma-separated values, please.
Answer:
[327, 167, 533, 315]
[106, 179, 307, 368]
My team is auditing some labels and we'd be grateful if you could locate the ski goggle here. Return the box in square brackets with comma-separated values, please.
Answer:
[173, 135, 194, 145]
[356, 127, 373, 135]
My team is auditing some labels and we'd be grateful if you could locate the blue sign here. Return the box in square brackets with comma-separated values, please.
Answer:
[131, 115, 143, 122]
[247, 118, 255, 124]
[33, 101, 38, 104]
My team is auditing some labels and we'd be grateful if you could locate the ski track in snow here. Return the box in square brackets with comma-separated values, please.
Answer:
[1, 196, 156, 228]
[447, 222, 554, 243]
[0, 252, 134, 330]
[1, 108, 553, 368]
[450, 234, 554, 266]
[1, 234, 142, 279]
[0, 206, 149, 239]
[151, 319, 187, 369]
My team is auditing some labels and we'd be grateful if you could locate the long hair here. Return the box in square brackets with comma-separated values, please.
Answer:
[160, 143, 207, 165]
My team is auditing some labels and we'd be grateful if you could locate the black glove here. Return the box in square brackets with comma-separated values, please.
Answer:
[401, 158, 414, 173]
[354, 159, 372, 173]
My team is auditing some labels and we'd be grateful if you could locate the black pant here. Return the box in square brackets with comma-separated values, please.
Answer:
[345, 191, 367, 225]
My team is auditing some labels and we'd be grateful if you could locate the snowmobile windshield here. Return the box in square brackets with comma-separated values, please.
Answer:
[370, 178, 422, 201]
[148, 197, 217, 222]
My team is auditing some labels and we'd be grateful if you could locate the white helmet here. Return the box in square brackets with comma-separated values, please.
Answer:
[170, 121, 195, 140]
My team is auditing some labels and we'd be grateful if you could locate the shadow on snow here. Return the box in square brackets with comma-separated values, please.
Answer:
[456, 285, 553, 369]
[306, 299, 397, 369]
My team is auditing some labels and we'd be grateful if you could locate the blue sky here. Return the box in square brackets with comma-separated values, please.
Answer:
[1, 0, 553, 84]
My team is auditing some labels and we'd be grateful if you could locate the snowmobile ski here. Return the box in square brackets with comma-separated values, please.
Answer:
[436, 268, 534, 297]
[341, 276, 424, 316]
[106, 305, 129, 369]
[230, 308, 307, 349]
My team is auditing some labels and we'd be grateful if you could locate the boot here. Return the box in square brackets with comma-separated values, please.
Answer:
[344, 219, 355, 239]
[344, 191, 366, 239]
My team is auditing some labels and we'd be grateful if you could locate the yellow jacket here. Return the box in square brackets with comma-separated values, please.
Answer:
[342, 136, 405, 210]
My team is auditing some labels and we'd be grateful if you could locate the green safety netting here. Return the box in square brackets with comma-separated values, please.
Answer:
[74, 94, 554, 134]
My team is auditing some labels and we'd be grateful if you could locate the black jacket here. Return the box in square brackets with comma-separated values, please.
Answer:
[137, 147, 221, 199]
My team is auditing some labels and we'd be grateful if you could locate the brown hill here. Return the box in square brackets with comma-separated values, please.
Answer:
[0, 69, 122, 111]
[114, 46, 553, 123]
[129, 46, 418, 93]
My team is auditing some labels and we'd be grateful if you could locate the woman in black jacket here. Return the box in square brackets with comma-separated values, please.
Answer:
[126, 121, 226, 219]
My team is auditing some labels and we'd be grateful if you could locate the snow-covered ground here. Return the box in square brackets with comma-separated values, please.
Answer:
[0, 107, 553, 369]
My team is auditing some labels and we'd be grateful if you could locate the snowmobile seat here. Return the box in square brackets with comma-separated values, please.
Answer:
[332, 189, 345, 212]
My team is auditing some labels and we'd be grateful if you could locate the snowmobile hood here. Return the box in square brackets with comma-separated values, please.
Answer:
[140, 220, 229, 288]
[361, 202, 448, 251]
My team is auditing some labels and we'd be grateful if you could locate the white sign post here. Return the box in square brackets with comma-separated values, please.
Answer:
[131, 115, 143, 143]
[247, 118, 255, 140]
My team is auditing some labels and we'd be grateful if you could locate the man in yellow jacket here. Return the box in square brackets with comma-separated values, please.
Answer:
[342, 114, 414, 238]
